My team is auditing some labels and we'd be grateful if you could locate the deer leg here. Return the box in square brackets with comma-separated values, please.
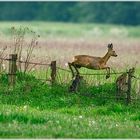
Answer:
[73, 64, 80, 76]
[106, 67, 110, 79]
[68, 62, 75, 78]
[102, 66, 110, 79]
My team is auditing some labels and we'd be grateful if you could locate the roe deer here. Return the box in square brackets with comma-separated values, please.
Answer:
[68, 43, 117, 79]
[116, 67, 135, 100]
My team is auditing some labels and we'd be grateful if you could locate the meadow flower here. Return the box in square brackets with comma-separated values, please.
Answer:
[79, 115, 83, 119]
[92, 120, 96, 124]
[65, 63, 68, 67]
[73, 117, 77, 120]
[23, 105, 28, 110]
[115, 124, 118, 127]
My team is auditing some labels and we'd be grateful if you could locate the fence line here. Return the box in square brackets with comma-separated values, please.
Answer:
[1, 56, 140, 80]
[0, 54, 140, 105]
[0, 57, 50, 66]
[56, 66, 71, 73]
[1, 57, 125, 76]
[0, 55, 56, 85]
[80, 71, 124, 76]
[57, 66, 125, 75]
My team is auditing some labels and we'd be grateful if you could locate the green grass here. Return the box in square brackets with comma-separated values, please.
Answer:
[0, 72, 140, 138]
[0, 21, 140, 138]
[0, 21, 140, 39]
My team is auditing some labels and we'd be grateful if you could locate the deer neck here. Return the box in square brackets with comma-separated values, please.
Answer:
[101, 52, 111, 64]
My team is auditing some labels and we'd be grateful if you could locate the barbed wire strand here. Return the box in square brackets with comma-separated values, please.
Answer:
[57, 66, 124, 75]
[0, 57, 50, 66]
[1, 57, 140, 78]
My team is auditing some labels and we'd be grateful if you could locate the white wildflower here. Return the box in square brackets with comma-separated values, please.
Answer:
[73, 117, 77, 120]
[92, 120, 96, 124]
[65, 63, 68, 67]
[79, 115, 83, 119]
[23, 105, 28, 110]
[116, 124, 118, 127]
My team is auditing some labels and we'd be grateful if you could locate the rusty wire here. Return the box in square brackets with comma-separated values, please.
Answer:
[0, 57, 138, 77]
[0, 57, 50, 66]
[56, 66, 124, 76]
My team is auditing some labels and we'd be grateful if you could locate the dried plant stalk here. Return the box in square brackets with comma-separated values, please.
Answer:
[11, 26, 40, 73]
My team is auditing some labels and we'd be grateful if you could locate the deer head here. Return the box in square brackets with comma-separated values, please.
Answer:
[107, 43, 117, 57]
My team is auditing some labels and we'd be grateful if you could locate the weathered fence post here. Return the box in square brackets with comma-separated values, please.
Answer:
[50, 61, 56, 85]
[8, 54, 17, 88]
[126, 68, 135, 105]
[69, 74, 83, 92]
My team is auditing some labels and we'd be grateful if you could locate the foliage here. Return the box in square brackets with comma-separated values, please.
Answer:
[0, 22, 140, 40]
[0, 2, 140, 25]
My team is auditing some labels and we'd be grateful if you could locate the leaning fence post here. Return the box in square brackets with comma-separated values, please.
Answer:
[126, 68, 133, 105]
[8, 54, 17, 88]
[69, 74, 83, 93]
[50, 61, 56, 85]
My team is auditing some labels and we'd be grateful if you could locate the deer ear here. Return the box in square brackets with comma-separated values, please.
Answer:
[108, 43, 113, 49]
[107, 44, 110, 48]
[110, 43, 113, 48]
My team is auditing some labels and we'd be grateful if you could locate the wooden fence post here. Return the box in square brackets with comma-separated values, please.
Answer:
[50, 61, 56, 85]
[126, 68, 134, 105]
[69, 74, 83, 92]
[8, 54, 17, 88]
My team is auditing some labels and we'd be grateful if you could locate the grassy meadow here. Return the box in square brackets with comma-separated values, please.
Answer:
[0, 22, 140, 138]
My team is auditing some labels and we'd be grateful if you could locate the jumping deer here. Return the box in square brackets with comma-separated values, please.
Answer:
[68, 43, 117, 79]
[116, 67, 135, 100]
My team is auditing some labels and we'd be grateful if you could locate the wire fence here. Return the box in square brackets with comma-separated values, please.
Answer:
[0, 54, 140, 104]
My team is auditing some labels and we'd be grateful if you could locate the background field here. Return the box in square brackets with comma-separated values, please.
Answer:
[0, 22, 140, 138]
[1, 21, 140, 69]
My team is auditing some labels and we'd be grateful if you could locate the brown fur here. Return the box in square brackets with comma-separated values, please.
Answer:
[68, 43, 117, 79]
